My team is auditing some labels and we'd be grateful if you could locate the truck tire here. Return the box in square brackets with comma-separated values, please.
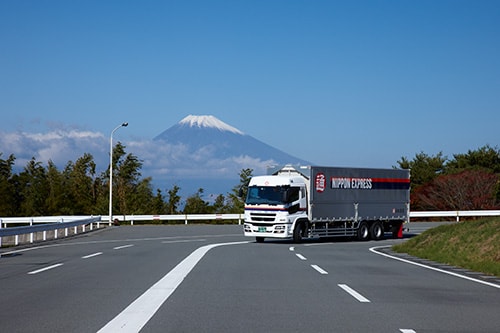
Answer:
[369, 221, 384, 241]
[256, 237, 265, 243]
[293, 222, 305, 243]
[357, 221, 370, 241]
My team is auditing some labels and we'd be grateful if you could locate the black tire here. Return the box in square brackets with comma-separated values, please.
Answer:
[357, 221, 370, 241]
[293, 222, 305, 243]
[369, 221, 384, 241]
[256, 237, 265, 243]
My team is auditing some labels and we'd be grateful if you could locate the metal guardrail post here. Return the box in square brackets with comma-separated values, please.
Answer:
[30, 219, 34, 243]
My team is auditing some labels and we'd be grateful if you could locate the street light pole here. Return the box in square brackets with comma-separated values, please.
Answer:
[109, 122, 128, 226]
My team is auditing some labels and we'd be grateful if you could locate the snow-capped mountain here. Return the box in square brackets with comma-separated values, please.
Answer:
[154, 115, 309, 165]
[151, 115, 310, 195]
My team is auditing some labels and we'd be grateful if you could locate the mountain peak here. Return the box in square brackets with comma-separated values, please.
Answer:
[179, 115, 244, 135]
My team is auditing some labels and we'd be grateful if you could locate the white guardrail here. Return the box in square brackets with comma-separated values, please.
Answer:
[1, 211, 499, 247]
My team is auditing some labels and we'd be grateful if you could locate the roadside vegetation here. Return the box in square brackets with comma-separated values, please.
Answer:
[0, 142, 252, 218]
[393, 217, 500, 276]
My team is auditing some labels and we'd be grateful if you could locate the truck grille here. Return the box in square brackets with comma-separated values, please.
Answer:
[249, 212, 276, 222]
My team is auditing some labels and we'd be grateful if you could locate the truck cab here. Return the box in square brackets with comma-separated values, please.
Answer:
[243, 166, 309, 242]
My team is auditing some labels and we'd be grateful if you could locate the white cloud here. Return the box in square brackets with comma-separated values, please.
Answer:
[0, 129, 277, 195]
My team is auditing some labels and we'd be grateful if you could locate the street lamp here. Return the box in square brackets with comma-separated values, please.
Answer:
[109, 122, 128, 226]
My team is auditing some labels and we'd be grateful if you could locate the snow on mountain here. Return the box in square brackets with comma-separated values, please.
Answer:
[179, 115, 244, 135]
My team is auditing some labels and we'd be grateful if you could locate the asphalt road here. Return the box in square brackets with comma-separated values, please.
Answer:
[0, 223, 498, 333]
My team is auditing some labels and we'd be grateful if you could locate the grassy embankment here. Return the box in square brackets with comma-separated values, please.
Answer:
[392, 217, 500, 276]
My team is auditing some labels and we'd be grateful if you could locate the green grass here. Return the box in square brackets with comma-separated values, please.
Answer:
[392, 217, 500, 276]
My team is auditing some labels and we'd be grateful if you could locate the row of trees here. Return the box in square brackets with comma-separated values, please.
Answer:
[1, 144, 499, 217]
[0, 142, 252, 218]
[397, 145, 500, 210]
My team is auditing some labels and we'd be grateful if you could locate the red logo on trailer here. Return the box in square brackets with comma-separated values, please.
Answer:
[315, 173, 326, 193]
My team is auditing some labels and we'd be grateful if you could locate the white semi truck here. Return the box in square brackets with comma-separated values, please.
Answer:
[243, 165, 410, 243]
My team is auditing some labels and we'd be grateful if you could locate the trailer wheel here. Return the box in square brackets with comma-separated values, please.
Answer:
[357, 221, 370, 241]
[369, 221, 384, 241]
[256, 237, 265, 243]
[293, 222, 305, 243]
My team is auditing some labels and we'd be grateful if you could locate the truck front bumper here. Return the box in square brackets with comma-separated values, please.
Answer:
[243, 223, 293, 239]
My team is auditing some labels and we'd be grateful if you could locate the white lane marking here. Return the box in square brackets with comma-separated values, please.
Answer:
[296, 253, 307, 260]
[97, 241, 249, 333]
[289, 246, 295, 251]
[114, 244, 134, 250]
[400, 329, 417, 333]
[370, 246, 500, 289]
[28, 263, 63, 275]
[161, 239, 206, 244]
[338, 284, 371, 303]
[311, 264, 328, 275]
[82, 252, 103, 259]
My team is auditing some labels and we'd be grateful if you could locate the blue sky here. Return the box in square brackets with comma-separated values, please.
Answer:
[1, 0, 499, 175]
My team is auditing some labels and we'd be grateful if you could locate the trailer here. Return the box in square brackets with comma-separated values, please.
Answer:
[243, 165, 410, 243]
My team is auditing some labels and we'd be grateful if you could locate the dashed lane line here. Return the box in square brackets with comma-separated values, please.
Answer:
[296, 253, 307, 260]
[27, 263, 64, 275]
[114, 244, 134, 250]
[82, 252, 103, 259]
[311, 264, 328, 275]
[338, 284, 371, 303]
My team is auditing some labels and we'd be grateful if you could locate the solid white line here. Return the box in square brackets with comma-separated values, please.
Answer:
[114, 244, 134, 250]
[311, 264, 328, 274]
[296, 253, 307, 260]
[338, 284, 371, 303]
[28, 263, 63, 275]
[370, 246, 500, 289]
[82, 252, 103, 259]
[97, 241, 249, 333]
[400, 329, 417, 333]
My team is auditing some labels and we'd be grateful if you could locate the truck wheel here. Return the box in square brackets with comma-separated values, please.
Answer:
[293, 222, 304, 243]
[369, 221, 384, 241]
[256, 237, 265, 243]
[357, 221, 370, 241]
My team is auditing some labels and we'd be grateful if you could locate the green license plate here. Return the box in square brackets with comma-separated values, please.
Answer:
[258, 227, 267, 232]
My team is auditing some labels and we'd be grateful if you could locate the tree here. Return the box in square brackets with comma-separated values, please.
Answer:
[18, 157, 49, 216]
[446, 145, 500, 174]
[183, 188, 209, 214]
[412, 169, 500, 210]
[45, 160, 68, 215]
[211, 194, 228, 214]
[0, 153, 16, 216]
[397, 152, 447, 190]
[151, 189, 168, 215]
[226, 168, 253, 213]
[68, 153, 97, 214]
[166, 185, 181, 214]
[108, 142, 154, 215]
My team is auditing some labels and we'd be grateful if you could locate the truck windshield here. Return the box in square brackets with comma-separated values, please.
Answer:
[246, 186, 287, 205]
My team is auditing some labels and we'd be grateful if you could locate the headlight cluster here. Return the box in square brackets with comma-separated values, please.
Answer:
[274, 225, 286, 233]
